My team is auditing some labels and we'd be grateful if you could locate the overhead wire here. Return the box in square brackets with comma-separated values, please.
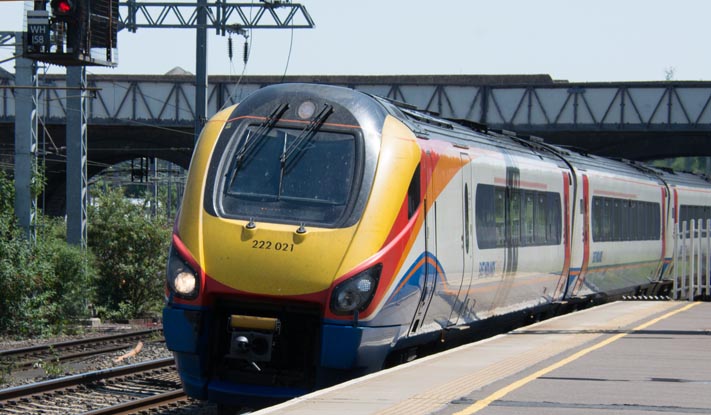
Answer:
[281, 25, 295, 83]
[218, 0, 255, 113]
[4, 0, 308, 177]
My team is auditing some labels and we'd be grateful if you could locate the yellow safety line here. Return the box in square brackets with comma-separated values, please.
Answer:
[454, 302, 700, 415]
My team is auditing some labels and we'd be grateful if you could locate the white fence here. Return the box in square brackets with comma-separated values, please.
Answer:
[672, 219, 711, 300]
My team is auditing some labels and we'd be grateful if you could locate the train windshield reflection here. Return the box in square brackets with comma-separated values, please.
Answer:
[221, 127, 356, 225]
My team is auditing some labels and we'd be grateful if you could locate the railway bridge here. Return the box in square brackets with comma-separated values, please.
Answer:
[2, 73, 711, 214]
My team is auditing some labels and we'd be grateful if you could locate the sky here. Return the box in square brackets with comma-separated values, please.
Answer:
[0, 0, 708, 82]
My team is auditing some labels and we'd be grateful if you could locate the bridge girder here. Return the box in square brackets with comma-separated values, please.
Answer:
[2, 75, 710, 160]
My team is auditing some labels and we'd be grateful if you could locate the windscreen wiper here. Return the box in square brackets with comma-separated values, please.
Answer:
[276, 104, 333, 199]
[234, 103, 289, 167]
[226, 103, 289, 191]
[280, 104, 334, 167]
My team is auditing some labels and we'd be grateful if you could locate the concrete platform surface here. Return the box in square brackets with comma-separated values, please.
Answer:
[253, 301, 711, 415]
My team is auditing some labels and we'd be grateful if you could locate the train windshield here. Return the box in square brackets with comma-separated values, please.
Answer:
[221, 126, 357, 225]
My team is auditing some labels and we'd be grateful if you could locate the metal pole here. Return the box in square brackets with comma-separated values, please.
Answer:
[66, 66, 87, 247]
[673, 221, 679, 300]
[682, 221, 688, 300]
[707, 219, 710, 297]
[151, 157, 157, 217]
[195, 0, 208, 141]
[691, 220, 696, 300]
[167, 161, 172, 219]
[13, 32, 38, 242]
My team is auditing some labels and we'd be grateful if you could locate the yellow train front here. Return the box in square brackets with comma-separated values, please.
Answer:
[163, 84, 424, 405]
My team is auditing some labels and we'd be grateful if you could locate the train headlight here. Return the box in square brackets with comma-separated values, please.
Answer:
[330, 264, 382, 315]
[167, 243, 200, 299]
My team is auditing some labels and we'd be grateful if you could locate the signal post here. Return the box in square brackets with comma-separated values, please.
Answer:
[18, 0, 119, 246]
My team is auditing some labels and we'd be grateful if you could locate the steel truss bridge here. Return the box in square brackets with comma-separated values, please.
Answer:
[2, 73, 711, 214]
[3, 74, 711, 159]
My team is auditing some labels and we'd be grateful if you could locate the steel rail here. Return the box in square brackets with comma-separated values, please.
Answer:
[0, 328, 162, 359]
[80, 389, 187, 415]
[0, 357, 174, 402]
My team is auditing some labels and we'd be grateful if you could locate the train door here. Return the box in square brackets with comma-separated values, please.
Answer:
[410, 153, 466, 332]
[553, 171, 574, 300]
[451, 153, 474, 325]
[489, 165, 521, 312]
[570, 174, 591, 296]
[409, 153, 437, 335]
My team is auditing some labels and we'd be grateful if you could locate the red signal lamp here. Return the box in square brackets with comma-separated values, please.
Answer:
[50, 0, 74, 16]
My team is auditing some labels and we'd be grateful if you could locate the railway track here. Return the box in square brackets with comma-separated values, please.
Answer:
[0, 357, 196, 414]
[0, 329, 163, 372]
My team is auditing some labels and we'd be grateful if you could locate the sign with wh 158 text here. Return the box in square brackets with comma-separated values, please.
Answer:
[28, 23, 50, 53]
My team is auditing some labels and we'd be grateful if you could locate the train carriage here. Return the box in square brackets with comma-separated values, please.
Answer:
[564, 156, 668, 297]
[661, 170, 711, 280]
[163, 83, 711, 407]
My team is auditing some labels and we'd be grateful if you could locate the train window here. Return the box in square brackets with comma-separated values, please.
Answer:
[546, 193, 562, 245]
[222, 127, 356, 225]
[653, 202, 661, 239]
[510, 190, 521, 246]
[629, 201, 638, 240]
[407, 165, 421, 219]
[534, 193, 547, 244]
[591, 196, 660, 242]
[495, 187, 506, 246]
[637, 202, 645, 239]
[592, 198, 603, 242]
[523, 191, 535, 245]
[679, 204, 711, 236]
[620, 200, 629, 241]
[679, 205, 689, 224]
[613, 199, 622, 241]
[475, 184, 496, 249]
[475, 184, 561, 249]
[602, 198, 612, 241]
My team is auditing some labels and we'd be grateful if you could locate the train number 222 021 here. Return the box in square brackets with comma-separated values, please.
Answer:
[251, 240, 295, 252]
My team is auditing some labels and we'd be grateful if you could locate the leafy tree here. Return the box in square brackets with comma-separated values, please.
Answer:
[88, 187, 171, 320]
[651, 157, 711, 175]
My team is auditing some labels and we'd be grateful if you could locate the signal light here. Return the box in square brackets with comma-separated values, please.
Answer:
[50, 0, 74, 16]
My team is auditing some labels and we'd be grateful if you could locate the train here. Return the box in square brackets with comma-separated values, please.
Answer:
[162, 83, 711, 407]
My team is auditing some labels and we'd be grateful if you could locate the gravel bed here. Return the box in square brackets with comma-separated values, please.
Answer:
[0, 323, 158, 350]
[0, 325, 247, 414]
[0, 323, 171, 389]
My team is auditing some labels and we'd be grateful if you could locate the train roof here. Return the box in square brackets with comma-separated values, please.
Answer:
[654, 168, 711, 189]
[370, 93, 671, 183]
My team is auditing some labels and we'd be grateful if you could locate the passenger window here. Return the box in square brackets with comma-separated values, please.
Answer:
[547, 193, 561, 245]
[523, 192, 535, 245]
[620, 200, 629, 240]
[475, 184, 496, 249]
[629, 201, 638, 240]
[510, 191, 521, 246]
[475, 185, 561, 249]
[534, 193, 547, 244]
[591, 196, 661, 242]
[495, 187, 506, 246]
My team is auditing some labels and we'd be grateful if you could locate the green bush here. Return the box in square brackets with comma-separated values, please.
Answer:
[0, 172, 96, 337]
[0, 171, 171, 336]
[88, 187, 171, 320]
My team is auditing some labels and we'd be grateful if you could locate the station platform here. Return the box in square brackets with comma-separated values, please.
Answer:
[254, 301, 711, 415]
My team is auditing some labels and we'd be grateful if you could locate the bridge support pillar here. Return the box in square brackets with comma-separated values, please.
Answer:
[13, 32, 38, 242]
[66, 66, 88, 247]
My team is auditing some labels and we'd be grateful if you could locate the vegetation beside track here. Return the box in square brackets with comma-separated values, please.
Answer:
[0, 172, 171, 338]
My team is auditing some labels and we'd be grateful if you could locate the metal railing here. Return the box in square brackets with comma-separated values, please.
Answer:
[672, 219, 711, 300]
